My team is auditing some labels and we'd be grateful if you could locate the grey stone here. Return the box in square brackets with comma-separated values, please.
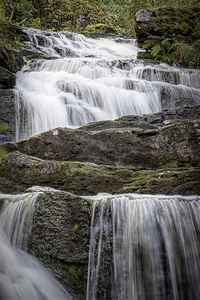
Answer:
[135, 10, 153, 22]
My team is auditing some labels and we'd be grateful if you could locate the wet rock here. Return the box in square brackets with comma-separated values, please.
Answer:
[81, 106, 200, 130]
[0, 43, 25, 74]
[0, 44, 24, 88]
[1, 116, 200, 196]
[0, 89, 15, 143]
[28, 190, 91, 299]
[0, 66, 16, 88]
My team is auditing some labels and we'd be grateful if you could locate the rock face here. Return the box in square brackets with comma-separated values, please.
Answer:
[0, 44, 22, 142]
[28, 190, 91, 299]
[1, 106, 200, 299]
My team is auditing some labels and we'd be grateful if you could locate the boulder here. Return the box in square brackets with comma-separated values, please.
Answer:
[135, 7, 200, 47]
[135, 10, 153, 22]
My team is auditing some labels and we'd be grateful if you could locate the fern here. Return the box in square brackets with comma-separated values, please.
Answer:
[143, 39, 157, 49]
[151, 44, 162, 57]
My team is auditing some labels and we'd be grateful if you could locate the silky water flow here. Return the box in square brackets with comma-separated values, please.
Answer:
[13, 27, 200, 141]
[0, 193, 72, 300]
[86, 194, 200, 300]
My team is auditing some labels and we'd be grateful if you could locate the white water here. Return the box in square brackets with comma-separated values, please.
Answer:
[87, 194, 200, 300]
[14, 28, 200, 141]
[0, 192, 72, 300]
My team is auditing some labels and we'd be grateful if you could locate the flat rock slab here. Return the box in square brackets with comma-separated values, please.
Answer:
[3, 119, 200, 169]
[0, 151, 199, 195]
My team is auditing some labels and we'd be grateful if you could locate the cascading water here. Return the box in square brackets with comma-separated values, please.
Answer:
[86, 194, 200, 300]
[0, 192, 72, 300]
[14, 28, 200, 141]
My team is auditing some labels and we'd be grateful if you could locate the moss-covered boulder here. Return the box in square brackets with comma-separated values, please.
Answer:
[135, 7, 200, 68]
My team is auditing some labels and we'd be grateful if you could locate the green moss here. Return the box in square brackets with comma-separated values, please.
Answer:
[0, 122, 9, 133]
[62, 162, 91, 176]
[73, 224, 80, 233]
[85, 23, 119, 34]
[177, 134, 193, 142]
[161, 161, 179, 168]
[0, 147, 8, 159]
[68, 265, 83, 291]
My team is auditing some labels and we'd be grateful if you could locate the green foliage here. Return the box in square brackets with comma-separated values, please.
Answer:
[143, 35, 200, 68]
[0, 0, 34, 24]
[146, 0, 200, 8]
[141, 5, 200, 68]
[144, 37, 172, 60]
[1, 0, 200, 68]
[0, 0, 148, 34]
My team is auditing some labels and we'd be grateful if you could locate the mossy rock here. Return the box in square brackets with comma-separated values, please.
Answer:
[0, 151, 199, 196]
[135, 7, 200, 68]
[85, 23, 119, 34]
[3, 119, 200, 170]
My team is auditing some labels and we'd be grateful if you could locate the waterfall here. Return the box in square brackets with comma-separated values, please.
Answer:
[0, 192, 72, 300]
[14, 28, 200, 141]
[87, 194, 200, 300]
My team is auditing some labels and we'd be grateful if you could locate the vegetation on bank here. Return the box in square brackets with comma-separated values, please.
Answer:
[0, 0, 200, 67]
[0, 0, 145, 34]
[139, 6, 200, 68]
[0, 0, 199, 33]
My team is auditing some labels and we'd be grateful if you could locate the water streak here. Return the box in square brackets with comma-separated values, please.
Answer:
[87, 194, 200, 300]
[0, 192, 72, 300]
